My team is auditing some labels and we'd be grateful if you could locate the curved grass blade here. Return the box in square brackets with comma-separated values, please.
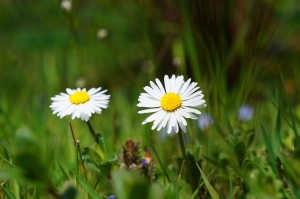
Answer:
[1, 184, 17, 199]
[57, 161, 71, 181]
[279, 68, 300, 145]
[260, 122, 278, 177]
[225, 186, 239, 199]
[273, 107, 281, 151]
[73, 172, 103, 199]
[196, 164, 220, 199]
[220, 101, 234, 136]
[150, 144, 171, 182]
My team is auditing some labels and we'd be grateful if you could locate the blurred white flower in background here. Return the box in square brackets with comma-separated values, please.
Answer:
[97, 29, 108, 39]
[197, 113, 214, 130]
[76, 77, 86, 88]
[60, 0, 72, 12]
[238, 104, 254, 122]
[172, 57, 181, 67]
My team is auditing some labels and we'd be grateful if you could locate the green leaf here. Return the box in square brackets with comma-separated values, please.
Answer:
[74, 172, 103, 199]
[196, 164, 220, 199]
[95, 133, 106, 157]
[1, 184, 17, 199]
[246, 132, 255, 148]
[218, 152, 230, 169]
[82, 142, 104, 166]
[234, 141, 246, 166]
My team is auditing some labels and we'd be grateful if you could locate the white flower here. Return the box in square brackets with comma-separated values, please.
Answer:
[97, 29, 108, 39]
[50, 87, 110, 121]
[60, 0, 72, 12]
[137, 75, 206, 134]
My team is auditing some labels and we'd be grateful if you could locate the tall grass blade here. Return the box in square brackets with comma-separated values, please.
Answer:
[150, 144, 171, 182]
[196, 164, 219, 199]
[279, 68, 300, 145]
[57, 161, 71, 180]
[273, 107, 281, 151]
[74, 172, 103, 199]
[220, 101, 234, 136]
[1, 184, 17, 199]
[0, 154, 14, 168]
[178, 0, 201, 83]
[260, 122, 278, 177]
[225, 186, 239, 199]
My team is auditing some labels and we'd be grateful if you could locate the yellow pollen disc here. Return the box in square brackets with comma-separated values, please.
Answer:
[69, 91, 90, 105]
[160, 92, 182, 112]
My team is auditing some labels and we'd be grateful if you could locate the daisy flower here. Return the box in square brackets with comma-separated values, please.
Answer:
[137, 75, 206, 134]
[50, 87, 110, 121]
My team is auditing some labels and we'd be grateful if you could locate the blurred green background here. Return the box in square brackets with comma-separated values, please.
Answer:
[1, 0, 300, 198]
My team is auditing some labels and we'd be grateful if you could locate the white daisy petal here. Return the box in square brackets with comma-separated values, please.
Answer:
[174, 76, 184, 93]
[152, 110, 166, 130]
[142, 110, 163, 124]
[144, 86, 161, 100]
[138, 107, 162, 114]
[164, 75, 171, 93]
[50, 87, 110, 121]
[178, 78, 191, 95]
[170, 75, 176, 92]
[157, 112, 170, 131]
[137, 75, 206, 135]
[155, 78, 166, 94]
[150, 81, 163, 96]
[178, 121, 187, 133]
[181, 82, 198, 98]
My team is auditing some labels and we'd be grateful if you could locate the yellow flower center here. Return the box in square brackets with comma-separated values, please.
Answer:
[69, 91, 90, 105]
[160, 92, 182, 112]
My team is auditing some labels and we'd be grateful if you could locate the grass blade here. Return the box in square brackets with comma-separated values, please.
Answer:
[150, 144, 171, 182]
[73, 172, 103, 199]
[279, 68, 300, 145]
[196, 164, 220, 199]
[57, 161, 71, 181]
[225, 186, 239, 199]
[1, 184, 17, 199]
[260, 122, 278, 177]
[273, 107, 281, 151]
[220, 101, 234, 136]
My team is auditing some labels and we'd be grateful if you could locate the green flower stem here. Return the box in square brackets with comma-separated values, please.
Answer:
[178, 130, 198, 193]
[86, 120, 96, 139]
[178, 130, 188, 161]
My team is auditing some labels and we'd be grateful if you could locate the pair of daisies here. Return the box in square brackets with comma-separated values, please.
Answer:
[50, 75, 206, 134]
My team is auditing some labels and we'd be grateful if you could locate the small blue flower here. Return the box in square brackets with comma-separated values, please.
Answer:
[197, 113, 214, 130]
[141, 159, 148, 165]
[108, 195, 116, 199]
[238, 105, 254, 122]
